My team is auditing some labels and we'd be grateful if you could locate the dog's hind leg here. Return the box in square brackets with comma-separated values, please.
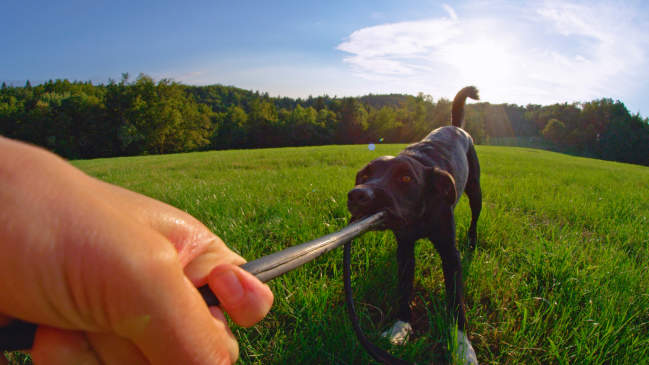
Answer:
[465, 144, 482, 250]
[431, 212, 478, 364]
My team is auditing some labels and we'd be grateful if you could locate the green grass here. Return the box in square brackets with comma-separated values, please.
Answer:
[8, 145, 649, 364]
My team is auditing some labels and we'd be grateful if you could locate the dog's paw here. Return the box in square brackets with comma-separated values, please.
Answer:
[454, 330, 478, 364]
[381, 320, 413, 345]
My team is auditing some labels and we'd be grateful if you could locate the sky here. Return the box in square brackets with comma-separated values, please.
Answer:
[2, 0, 649, 117]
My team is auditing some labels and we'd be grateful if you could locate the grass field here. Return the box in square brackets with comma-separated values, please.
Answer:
[9, 144, 649, 364]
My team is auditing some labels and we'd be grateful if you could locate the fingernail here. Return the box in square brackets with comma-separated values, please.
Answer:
[211, 269, 244, 304]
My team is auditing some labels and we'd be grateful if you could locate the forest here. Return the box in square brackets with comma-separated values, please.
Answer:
[1, 74, 648, 166]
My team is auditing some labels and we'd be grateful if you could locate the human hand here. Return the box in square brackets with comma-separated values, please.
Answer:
[0, 137, 273, 364]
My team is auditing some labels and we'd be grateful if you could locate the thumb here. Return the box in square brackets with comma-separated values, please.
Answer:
[208, 265, 274, 328]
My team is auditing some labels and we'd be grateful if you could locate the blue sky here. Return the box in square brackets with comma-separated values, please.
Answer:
[2, 0, 649, 117]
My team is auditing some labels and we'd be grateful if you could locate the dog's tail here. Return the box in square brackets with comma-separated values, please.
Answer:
[451, 86, 479, 128]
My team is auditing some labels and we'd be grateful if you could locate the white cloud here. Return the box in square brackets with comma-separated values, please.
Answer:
[336, 1, 649, 107]
[442, 4, 458, 21]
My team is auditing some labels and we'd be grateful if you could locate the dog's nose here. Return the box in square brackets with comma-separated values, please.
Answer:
[348, 187, 375, 207]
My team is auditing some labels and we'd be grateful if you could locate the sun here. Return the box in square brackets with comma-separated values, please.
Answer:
[445, 37, 518, 91]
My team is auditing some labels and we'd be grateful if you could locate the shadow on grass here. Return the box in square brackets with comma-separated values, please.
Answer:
[461, 248, 476, 279]
[273, 233, 461, 364]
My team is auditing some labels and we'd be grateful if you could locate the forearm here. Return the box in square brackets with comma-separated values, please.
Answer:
[0, 137, 93, 326]
[0, 137, 88, 190]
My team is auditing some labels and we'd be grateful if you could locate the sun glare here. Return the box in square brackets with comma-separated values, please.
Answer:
[445, 38, 517, 91]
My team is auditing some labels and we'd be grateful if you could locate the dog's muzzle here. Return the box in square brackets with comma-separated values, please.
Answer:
[348, 186, 402, 228]
[348, 186, 375, 209]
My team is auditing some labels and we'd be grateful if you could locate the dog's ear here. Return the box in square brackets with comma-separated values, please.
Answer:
[427, 167, 457, 205]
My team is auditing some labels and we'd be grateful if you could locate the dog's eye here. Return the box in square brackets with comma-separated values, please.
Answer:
[400, 175, 412, 183]
[360, 174, 369, 182]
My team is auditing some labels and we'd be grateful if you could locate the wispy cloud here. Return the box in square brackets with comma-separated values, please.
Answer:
[442, 3, 458, 21]
[336, 1, 649, 106]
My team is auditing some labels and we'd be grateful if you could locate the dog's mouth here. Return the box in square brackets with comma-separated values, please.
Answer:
[349, 208, 405, 230]
[347, 186, 425, 230]
[347, 186, 408, 229]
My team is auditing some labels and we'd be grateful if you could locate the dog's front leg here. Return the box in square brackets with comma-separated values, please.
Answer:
[432, 210, 478, 364]
[395, 231, 416, 323]
[381, 231, 416, 345]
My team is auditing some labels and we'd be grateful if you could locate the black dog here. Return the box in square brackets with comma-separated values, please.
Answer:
[347, 86, 481, 363]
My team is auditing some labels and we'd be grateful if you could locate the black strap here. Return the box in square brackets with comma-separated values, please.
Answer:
[343, 240, 413, 365]
[0, 319, 37, 351]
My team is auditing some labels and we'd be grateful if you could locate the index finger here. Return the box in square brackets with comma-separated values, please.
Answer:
[95, 179, 246, 270]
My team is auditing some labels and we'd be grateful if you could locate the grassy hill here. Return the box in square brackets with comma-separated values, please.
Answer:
[50, 145, 649, 363]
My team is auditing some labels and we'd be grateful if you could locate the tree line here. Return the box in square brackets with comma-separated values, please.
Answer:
[1, 74, 648, 166]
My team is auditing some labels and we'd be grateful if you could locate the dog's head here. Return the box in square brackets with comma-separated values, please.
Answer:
[347, 155, 457, 229]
